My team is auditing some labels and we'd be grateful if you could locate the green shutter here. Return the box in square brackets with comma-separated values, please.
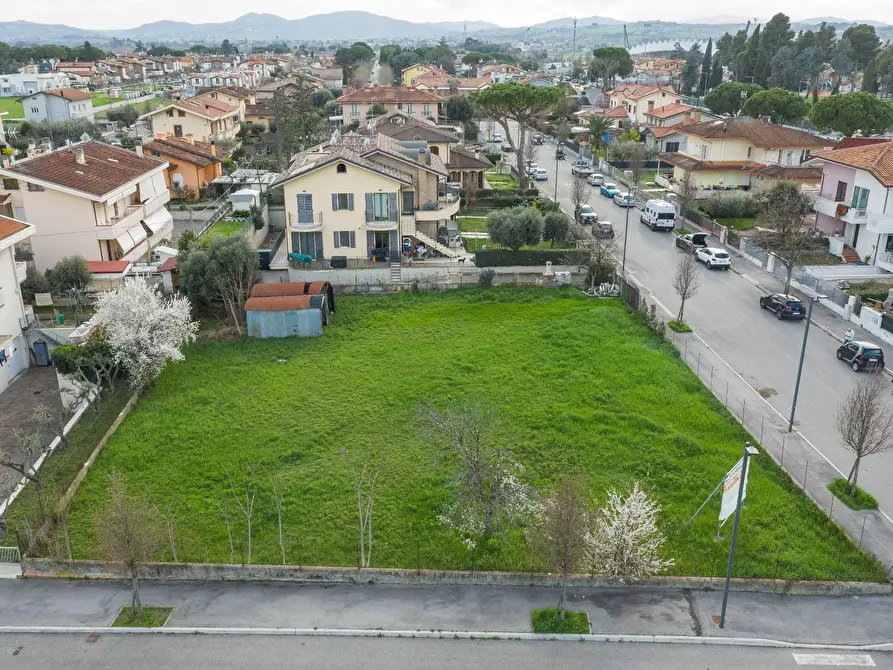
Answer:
[367, 231, 374, 258]
[333, 231, 340, 248]
[331, 193, 338, 211]
[388, 193, 397, 222]
[348, 193, 354, 210]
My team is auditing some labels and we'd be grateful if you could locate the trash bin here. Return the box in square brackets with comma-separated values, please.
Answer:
[57, 313, 65, 325]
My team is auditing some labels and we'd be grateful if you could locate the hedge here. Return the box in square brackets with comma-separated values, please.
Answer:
[484, 152, 502, 164]
[474, 249, 590, 267]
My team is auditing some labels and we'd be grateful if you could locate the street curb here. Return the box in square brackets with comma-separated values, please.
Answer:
[0, 625, 891, 651]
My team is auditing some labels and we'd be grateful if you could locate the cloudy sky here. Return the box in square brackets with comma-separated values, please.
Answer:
[8, 1, 893, 29]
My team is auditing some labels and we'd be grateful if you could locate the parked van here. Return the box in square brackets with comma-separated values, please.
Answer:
[640, 199, 676, 231]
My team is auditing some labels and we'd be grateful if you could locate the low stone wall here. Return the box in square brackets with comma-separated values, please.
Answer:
[22, 558, 892, 596]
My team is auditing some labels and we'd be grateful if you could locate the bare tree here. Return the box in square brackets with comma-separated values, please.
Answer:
[271, 476, 286, 565]
[675, 170, 697, 220]
[32, 405, 70, 451]
[575, 239, 617, 293]
[0, 428, 49, 514]
[570, 176, 591, 221]
[835, 373, 893, 496]
[226, 467, 257, 564]
[523, 139, 539, 172]
[626, 143, 647, 200]
[94, 472, 164, 622]
[152, 494, 179, 562]
[341, 447, 385, 568]
[673, 255, 700, 323]
[587, 482, 674, 579]
[530, 475, 592, 618]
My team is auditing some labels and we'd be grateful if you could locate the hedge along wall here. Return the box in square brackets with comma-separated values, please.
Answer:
[474, 249, 590, 267]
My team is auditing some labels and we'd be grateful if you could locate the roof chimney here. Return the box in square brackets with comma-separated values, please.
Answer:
[73, 146, 86, 165]
[209, 141, 217, 157]
[134, 140, 144, 157]
[185, 133, 195, 145]
[417, 147, 427, 164]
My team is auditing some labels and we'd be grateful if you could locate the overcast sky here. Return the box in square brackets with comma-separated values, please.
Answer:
[10, 1, 893, 30]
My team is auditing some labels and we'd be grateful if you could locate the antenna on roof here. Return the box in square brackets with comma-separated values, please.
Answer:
[79, 132, 90, 142]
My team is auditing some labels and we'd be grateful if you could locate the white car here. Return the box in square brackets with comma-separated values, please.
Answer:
[613, 192, 636, 207]
[696, 247, 731, 270]
[492, 133, 503, 142]
[533, 168, 549, 181]
[587, 173, 605, 186]
[525, 162, 538, 174]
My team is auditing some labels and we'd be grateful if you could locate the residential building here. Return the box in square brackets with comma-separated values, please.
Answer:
[53, 62, 97, 86]
[806, 140, 893, 267]
[289, 72, 326, 90]
[659, 118, 833, 194]
[273, 130, 458, 264]
[643, 103, 716, 128]
[144, 135, 224, 198]
[605, 85, 681, 125]
[0, 141, 172, 271]
[575, 106, 630, 129]
[196, 86, 256, 119]
[516, 74, 557, 87]
[478, 63, 521, 83]
[0, 215, 35, 396]
[245, 102, 275, 130]
[308, 67, 343, 90]
[0, 72, 70, 97]
[401, 63, 442, 87]
[336, 86, 443, 128]
[21, 88, 94, 123]
[254, 79, 302, 101]
[412, 73, 491, 97]
[643, 125, 687, 154]
[140, 94, 240, 143]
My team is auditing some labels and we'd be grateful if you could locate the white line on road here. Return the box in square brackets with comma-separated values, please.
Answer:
[793, 653, 876, 666]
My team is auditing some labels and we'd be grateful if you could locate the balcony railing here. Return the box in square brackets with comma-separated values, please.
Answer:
[103, 204, 144, 226]
[288, 211, 324, 229]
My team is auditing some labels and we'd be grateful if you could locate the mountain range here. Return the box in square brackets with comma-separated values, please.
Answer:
[0, 11, 890, 46]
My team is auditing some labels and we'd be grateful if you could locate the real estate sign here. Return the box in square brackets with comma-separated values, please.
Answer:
[719, 457, 749, 525]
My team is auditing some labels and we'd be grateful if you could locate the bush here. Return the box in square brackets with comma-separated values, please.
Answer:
[484, 152, 502, 164]
[478, 268, 496, 288]
[474, 249, 590, 267]
[486, 206, 543, 251]
[700, 192, 759, 220]
[828, 478, 879, 510]
[668, 320, 692, 333]
[231, 209, 251, 218]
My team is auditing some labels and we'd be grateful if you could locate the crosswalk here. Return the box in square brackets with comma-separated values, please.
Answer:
[792, 653, 876, 667]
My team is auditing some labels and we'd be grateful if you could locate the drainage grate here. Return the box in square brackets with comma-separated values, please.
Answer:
[758, 387, 777, 398]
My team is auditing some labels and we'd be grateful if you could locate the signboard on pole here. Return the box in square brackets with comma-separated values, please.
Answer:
[719, 457, 749, 524]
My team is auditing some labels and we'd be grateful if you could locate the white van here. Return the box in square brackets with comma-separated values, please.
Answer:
[640, 199, 677, 231]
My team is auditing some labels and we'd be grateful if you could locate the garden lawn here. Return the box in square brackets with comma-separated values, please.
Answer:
[0, 97, 24, 117]
[485, 168, 517, 190]
[205, 219, 246, 238]
[457, 217, 487, 233]
[53, 290, 883, 580]
[715, 217, 758, 231]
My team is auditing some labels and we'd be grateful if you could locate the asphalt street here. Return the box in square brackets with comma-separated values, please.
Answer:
[507, 127, 893, 520]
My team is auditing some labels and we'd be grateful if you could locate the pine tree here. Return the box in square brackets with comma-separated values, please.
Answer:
[862, 59, 878, 93]
[700, 38, 713, 94]
[709, 54, 724, 89]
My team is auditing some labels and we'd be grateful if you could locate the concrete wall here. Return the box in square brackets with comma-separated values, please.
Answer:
[0, 245, 28, 396]
[21, 188, 100, 272]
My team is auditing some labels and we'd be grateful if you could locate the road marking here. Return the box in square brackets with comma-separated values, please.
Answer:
[793, 653, 875, 666]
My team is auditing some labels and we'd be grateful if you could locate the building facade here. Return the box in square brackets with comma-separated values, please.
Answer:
[0, 216, 34, 397]
[21, 88, 94, 123]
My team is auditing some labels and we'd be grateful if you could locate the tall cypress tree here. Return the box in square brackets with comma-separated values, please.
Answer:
[863, 59, 878, 93]
[701, 38, 713, 93]
[709, 54, 724, 88]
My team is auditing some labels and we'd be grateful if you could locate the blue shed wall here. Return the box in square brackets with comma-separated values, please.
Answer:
[246, 309, 324, 338]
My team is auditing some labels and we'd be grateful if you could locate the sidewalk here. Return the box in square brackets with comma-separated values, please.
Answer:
[0, 579, 891, 646]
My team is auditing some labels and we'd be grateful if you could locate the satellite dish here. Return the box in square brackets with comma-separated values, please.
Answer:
[79, 133, 91, 142]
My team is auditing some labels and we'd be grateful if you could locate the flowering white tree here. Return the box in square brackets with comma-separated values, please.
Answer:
[586, 482, 674, 580]
[91, 278, 198, 392]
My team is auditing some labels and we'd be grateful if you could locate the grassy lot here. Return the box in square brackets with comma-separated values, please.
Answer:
[485, 168, 518, 190]
[205, 219, 247, 238]
[45, 290, 884, 580]
[0, 97, 24, 117]
[93, 97, 167, 120]
[457, 217, 487, 233]
[828, 479, 878, 510]
[464, 238, 575, 252]
[715, 217, 758, 231]
[91, 92, 113, 107]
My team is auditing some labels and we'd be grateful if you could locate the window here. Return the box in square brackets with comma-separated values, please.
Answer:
[331, 193, 353, 211]
[785, 151, 793, 166]
[852, 186, 870, 211]
[698, 144, 708, 159]
[27, 183, 45, 192]
[370, 193, 390, 221]
[406, 104, 413, 113]
[664, 141, 679, 153]
[336, 163, 347, 174]
[747, 147, 753, 158]
[402, 190, 415, 214]
[333, 231, 356, 248]
[423, 104, 430, 116]
[166, 109, 174, 117]
[30, 107, 39, 114]
[178, 110, 186, 117]
[2, 178, 19, 190]
[296, 193, 314, 223]
[835, 181, 848, 202]
[350, 104, 358, 117]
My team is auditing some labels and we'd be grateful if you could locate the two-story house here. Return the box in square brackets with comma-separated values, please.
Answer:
[144, 134, 224, 198]
[478, 63, 521, 83]
[140, 94, 240, 143]
[308, 67, 343, 90]
[0, 72, 70, 97]
[196, 86, 256, 120]
[643, 103, 717, 128]
[401, 64, 443, 87]
[0, 215, 35, 396]
[605, 85, 681, 125]
[0, 141, 172, 271]
[659, 118, 833, 194]
[336, 86, 444, 128]
[272, 130, 458, 264]
[20, 88, 94, 123]
[412, 73, 491, 97]
[806, 140, 893, 266]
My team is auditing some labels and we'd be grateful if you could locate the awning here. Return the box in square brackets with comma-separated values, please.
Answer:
[142, 207, 173, 234]
[116, 224, 148, 254]
[139, 177, 158, 202]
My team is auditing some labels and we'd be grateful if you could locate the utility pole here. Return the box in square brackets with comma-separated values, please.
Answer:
[788, 295, 824, 432]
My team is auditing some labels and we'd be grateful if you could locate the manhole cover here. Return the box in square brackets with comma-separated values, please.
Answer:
[758, 387, 777, 398]
[86, 634, 100, 643]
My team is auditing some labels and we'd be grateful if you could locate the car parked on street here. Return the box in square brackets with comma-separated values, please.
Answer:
[759, 294, 806, 320]
[492, 132, 503, 142]
[614, 192, 635, 207]
[572, 162, 595, 177]
[675, 232, 708, 252]
[525, 162, 538, 175]
[640, 199, 677, 231]
[587, 173, 605, 186]
[695, 247, 731, 269]
[595, 221, 615, 239]
[532, 134, 544, 145]
[577, 204, 598, 224]
[837, 341, 885, 372]
[600, 182, 619, 197]
[533, 168, 549, 181]
[501, 142, 513, 152]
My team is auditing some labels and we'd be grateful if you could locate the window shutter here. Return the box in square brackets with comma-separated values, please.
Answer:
[349, 231, 356, 248]
[348, 193, 354, 211]
[333, 231, 340, 248]
[332, 193, 338, 211]
[314, 231, 323, 259]
[389, 230, 399, 260]
[388, 193, 397, 222]
[367, 231, 374, 258]
[290, 232, 300, 254]
[365, 193, 373, 222]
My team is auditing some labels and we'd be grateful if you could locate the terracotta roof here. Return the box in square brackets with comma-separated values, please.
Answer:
[342, 132, 449, 177]
[0, 141, 166, 199]
[608, 85, 678, 100]
[85, 260, 130, 275]
[809, 141, 893, 187]
[659, 153, 763, 172]
[245, 295, 313, 311]
[255, 79, 298, 92]
[517, 75, 555, 85]
[646, 125, 685, 138]
[744, 164, 823, 180]
[246, 103, 274, 117]
[0, 216, 31, 242]
[678, 118, 833, 149]
[144, 137, 221, 167]
[643, 103, 693, 119]
[603, 106, 631, 119]
[30, 88, 92, 102]
[146, 94, 238, 121]
[157, 257, 177, 273]
[366, 119, 459, 144]
[273, 145, 413, 187]
[834, 137, 890, 151]
[337, 86, 443, 104]
[447, 148, 493, 170]
[197, 85, 253, 100]
[250, 282, 317, 297]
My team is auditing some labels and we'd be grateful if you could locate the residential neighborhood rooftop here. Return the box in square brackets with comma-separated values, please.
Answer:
[607, 84, 677, 100]
[336, 85, 444, 104]
[809, 140, 893, 187]
[643, 102, 694, 119]
[0, 215, 31, 242]
[22, 87, 92, 102]
[144, 136, 223, 167]
[678, 118, 833, 148]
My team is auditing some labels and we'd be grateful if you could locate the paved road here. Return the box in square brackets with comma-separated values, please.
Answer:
[516, 129, 893, 520]
[1, 634, 890, 669]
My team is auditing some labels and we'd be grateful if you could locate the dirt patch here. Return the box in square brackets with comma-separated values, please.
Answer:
[757, 387, 777, 398]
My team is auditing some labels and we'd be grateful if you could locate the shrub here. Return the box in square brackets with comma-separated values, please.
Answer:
[474, 249, 590, 267]
[486, 206, 543, 251]
[531, 608, 589, 634]
[484, 152, 502, 164]
[478, 268, 496, 288]
[231, 209, 252, 218]
[700, 192, 759, 220]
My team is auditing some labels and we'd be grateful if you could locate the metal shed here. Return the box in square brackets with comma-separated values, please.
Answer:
[250, 281, 335, 322]
[245, 295, 325, 338]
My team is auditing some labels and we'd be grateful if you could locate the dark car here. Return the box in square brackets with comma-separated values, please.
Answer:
[837, 341, 885, 372]
[595, 221, 615, 239]
[675, 232, 708, 252]
[532, 134, 544, 145]
[759, 294, 806, 320]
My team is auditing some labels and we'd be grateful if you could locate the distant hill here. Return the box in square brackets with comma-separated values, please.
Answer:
[531, 16, 624, 29]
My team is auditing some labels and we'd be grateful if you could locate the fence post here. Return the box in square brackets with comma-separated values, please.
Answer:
[725, 382, 729, 406]
[803, 461, 809, 489]
[742, 399, 746, 424]
[760, 417, 764, 444]
[780, 436, 785, 468]
[697, 353, 701, 376]
[710, 366, 714, 390]
[859, 518, 866, 549]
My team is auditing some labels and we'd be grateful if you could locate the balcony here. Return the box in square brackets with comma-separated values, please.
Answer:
[866, 213, 893, 236]
[288, 211, 323, 231]
[96, 204, 144, 240]
[813, 193, 867, 225]
[415, 195, 461, 222]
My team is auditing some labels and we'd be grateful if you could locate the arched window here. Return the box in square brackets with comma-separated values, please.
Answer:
[336, 163, 347, 173]
[429, 146, 439, 156]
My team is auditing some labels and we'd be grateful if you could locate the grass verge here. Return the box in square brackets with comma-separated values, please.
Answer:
[457, 217, 487, 233]
[668, 320, 693, 333]
[828, 478, 879, 510]
[112, 606, 173, 627]
[715, 217, 758, 231]
[675, 227, 692, 235]
[531, 608, 589, 634]
[463, 238, 574, 252]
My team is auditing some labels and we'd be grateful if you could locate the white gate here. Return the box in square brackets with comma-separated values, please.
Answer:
[0, 546, 22, 578]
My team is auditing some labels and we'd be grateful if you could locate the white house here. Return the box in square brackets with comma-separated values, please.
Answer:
[0, 215, 36, 396]
[0, 72, 70, 98]
[21, 88, 94, 123]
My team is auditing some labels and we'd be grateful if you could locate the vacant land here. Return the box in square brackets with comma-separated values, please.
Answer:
[54, 290, 882, 580]
[205, 219, 246, 238]
[0, 97, 24, 117]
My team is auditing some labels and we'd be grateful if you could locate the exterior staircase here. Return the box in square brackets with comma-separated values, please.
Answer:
[842, 245, 861, 263]
[411, 229, 460, 259]
[389, 262, 402, 283]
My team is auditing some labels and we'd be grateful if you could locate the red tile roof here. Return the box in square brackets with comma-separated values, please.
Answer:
[810, 141, 893, 187]
[32, 88, 92, 102]
[157, 257, 177, 273]
[144, 136, 221, 167]
[678, 118, 833, 149]
[337, 86, 443, 104]
[151, 94, 238, 120]
[608, 85, 678, 100]
[643, 103, 693, 119]
[646, 125, 685, 138]
[0, 216, 31, 242]
[244, 295, 313, 311]
[85, 260, 130, 275]
[833, 137, 890, 150]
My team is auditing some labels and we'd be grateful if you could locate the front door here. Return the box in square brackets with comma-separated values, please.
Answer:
[852, 224, 860, 250]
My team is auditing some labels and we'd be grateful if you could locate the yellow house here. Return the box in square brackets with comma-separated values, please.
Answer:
[660, 118, 834, 193]
[140, 93, 241, 143]
[272, 131, 460, 264]
[401, 63, 442, 87]
[196, 85, 256, 119]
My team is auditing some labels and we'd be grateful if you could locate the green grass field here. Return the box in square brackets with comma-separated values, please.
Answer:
[716, 217, 758, 231]
[38, 290, 884, 580]
[463, 237, 574, 252]
[457, 217, 487, 233]
[0, 97, 24, 117]
[485, 169, 518, 190]
[205, 219, 247, 238]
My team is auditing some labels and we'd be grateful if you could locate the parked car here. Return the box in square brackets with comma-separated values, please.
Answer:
[525, 162, 538, 175]
[759, 294, 806, 320]
[600, 182, 619, 197]
[533, 168, 549, 181]
[492, 132, 503, 142]
[532, 134, 544, 145]
[675, 232, 708, 252]
[577, 204, 598, 224]
[501, 142, 513, 151]
[572, 163, 595, 177]
[595, 221, 615, 239]
[613, 192, 636, 207]
[640, 199, 676, 231]
[587, 173, 605, 186]
[837, 341, 885, 372]
[555, 146, 565, 159]
[695, 247, 731, 270]
[571, 159, 591, 170]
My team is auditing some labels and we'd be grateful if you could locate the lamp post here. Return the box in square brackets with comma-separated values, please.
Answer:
[788, 295, 826, 433]
[719, 442, 760, 629]
[621, 200, 631, 275]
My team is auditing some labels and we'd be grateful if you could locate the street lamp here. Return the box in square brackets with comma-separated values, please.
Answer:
[788, 294, 826, 432]
[621, 201, 631, 275]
